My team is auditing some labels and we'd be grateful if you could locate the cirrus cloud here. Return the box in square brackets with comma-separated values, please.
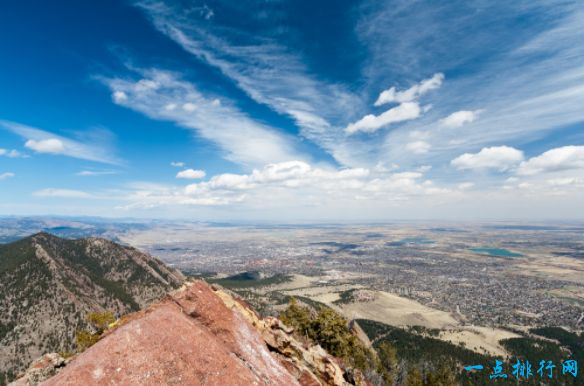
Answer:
[33, 188, 95, 198]
[0, 120, 122, 165]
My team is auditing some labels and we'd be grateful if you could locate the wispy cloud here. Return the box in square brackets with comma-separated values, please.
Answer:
[0, 172, 15, 180]
[0, 120, 122, 165]
[406, 141, 431, 154]
[33, 188, 96, 198]
[102, 68, 307, 167]
[134, 0, 368, 166]
[0, 148, 25, 158]
[357, 1, 584, 172]
[76, 170, 119, 177]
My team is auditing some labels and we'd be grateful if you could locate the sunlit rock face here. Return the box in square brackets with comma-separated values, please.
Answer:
[42, 281, 364, 386]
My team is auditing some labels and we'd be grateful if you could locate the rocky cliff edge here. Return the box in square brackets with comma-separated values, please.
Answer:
[19, 280, 366, 386]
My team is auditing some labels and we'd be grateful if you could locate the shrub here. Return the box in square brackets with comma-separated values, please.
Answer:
[75, 311, 116, 352]
[279, 299, 388, 383]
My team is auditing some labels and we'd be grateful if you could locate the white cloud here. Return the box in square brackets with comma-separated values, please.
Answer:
[345, 102, 421, 134]
[517, 146, 584, 176]
[346, 74, 443, 135]
[33, 188, 94, 198]
[0, 120, 121, 164]
[182, 102, 196, 112]
[451, 146, 524, 171]
[177, 161, 442, 205]
[0, 172, 15, 180]
[457, 182, 474, 190]
[0, 148, 23, 158]
[76, 170, 118, 177]
[117, 160, 447, 212]
[363, 2, 584, 174]
[406, 141, 431, 154]
[546, 177, 584, 186]
[374, 73, 444, 106]
[176, 168, 206, 179]
[170, 161, 185, 167]
[25, 138, 65, 154]
[102, 69, 306, 167]
[135, 1, 366, 167]
[440, 110, 481, 128]
[113, 91, 128, 103]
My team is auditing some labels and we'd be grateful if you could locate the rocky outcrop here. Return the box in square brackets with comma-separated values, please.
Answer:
[40, 281, 366, 385]
[8, 354, 68, 386]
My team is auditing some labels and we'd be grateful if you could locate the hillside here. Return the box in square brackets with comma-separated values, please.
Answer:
[14, 281, 367, 386]
[0, 233, 185, 384]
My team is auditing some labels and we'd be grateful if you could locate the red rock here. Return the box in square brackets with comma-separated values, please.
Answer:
[41, 281, 361, 386]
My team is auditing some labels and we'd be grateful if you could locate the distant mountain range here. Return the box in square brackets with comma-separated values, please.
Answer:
[0, 233, 184, 384]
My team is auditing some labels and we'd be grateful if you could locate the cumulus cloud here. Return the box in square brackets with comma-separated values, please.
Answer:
[0, 172, 15, 180]
[345, 102, 421, 134]
[406, 141, 431, 154]
[176, 169, 206, 179]
[25, 138, 65, 154]
[346, 74, 443, 135]
[163, 160, 446, 208]
[440, 110, 481, 128]
[191, 161, 367, 192]
[374, 73, 444, 106]
[170, 161, 185, 167]
[517, 146, 584, 176]
[104, 160, 456, 214]
[451, 146, 524, 171]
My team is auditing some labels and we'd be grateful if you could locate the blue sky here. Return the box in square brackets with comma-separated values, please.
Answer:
[1, 0, 583, 221]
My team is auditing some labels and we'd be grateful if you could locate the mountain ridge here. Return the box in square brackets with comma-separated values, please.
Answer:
[0, 233, 185, 384]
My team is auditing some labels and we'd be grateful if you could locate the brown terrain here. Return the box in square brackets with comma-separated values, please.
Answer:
[13, 281, 366, 386]
[0, 233, 185, 383]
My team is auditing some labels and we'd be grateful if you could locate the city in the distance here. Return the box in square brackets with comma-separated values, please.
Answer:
[1, 1, 583, 385]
